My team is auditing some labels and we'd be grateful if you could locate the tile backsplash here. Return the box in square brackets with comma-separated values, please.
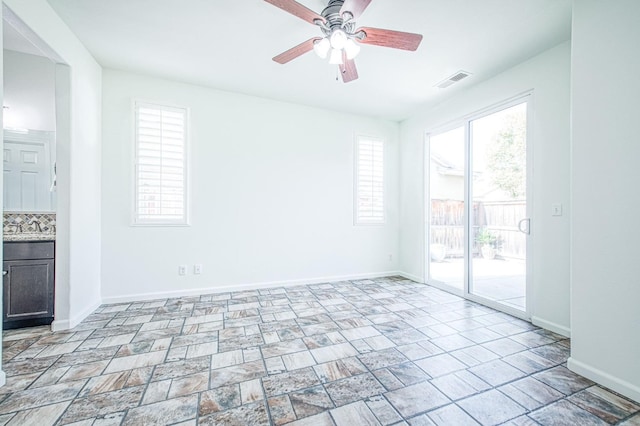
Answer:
[3, 212, 56, 234]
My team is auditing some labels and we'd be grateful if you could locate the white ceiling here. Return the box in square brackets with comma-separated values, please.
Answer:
[44, 0, 572, 121]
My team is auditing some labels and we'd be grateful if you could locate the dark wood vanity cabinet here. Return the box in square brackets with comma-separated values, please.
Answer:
[3, 241, 55, 329]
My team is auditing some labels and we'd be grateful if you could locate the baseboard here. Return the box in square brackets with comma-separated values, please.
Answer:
[568, 357, 640, 403]
[398, 271, 423, 283]
[52, 299, 102, 331]
[531, 316, 571, 338]
[102, 271, 402, 305]
[51, 319, 69, 332]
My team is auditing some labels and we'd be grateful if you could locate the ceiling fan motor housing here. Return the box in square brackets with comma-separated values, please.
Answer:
[320, 0, 356, 36]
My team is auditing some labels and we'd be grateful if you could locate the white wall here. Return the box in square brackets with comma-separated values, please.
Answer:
[3, 49, 55, 131]
[399, 42, 571, 335]
[3, 0, 102, 329]
[101, 70, 400, 302]
[567, 0, 640, 403]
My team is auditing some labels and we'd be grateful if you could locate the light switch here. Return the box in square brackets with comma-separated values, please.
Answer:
[552, 203, 563, 216]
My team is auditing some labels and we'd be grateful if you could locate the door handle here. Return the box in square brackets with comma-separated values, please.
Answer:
[518, 218, 530, 235]
[2, 271, 7, 276]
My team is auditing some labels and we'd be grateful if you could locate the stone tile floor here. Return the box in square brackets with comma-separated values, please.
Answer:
[0, 276, 638, 425]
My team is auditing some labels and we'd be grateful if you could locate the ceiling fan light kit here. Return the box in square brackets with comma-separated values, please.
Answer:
[329, 48, 344, 65]
[265, 0, 423, 82]
[313, 37, 331, 58]
[329, 29, 348, 50]
[343, 39, 361, 60]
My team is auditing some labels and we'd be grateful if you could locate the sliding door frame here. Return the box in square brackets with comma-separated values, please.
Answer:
[424, 91, 534, 321]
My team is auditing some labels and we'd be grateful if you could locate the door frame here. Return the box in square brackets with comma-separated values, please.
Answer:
[424, 92, 534, 321]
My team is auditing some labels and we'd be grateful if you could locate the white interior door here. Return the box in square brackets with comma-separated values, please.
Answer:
[3, 141, 52, 211]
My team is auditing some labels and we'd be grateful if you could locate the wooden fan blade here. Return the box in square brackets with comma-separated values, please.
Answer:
[339, 52, 358, 83]
[356, 27, 423, 51]
[264, 0, 325, 25]
[340, 0, 372, 19]
[340, 60, 359, 83]
[273, 37, 321, 64]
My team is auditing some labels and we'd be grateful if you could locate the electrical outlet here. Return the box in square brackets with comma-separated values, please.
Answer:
[194, 264, 202, 275]
[178, 265, 187, 276]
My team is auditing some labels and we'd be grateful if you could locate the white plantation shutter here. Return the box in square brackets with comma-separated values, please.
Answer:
[356, 137, 384, 224]
[134, 102, 188, 224]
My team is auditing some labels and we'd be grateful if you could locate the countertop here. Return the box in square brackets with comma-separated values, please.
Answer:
[3, 233, 56, 242]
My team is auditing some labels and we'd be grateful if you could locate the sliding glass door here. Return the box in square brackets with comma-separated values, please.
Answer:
[428, 126, 465, 293]
[426, 97, 530, 317]
[470, 102, 528, 311]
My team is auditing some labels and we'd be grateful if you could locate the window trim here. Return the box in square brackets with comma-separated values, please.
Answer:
[354, 135, 385, 226]
[131, 99, 190, 227]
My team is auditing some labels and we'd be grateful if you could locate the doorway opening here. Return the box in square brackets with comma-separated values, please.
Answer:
[2, 5, 70, 330]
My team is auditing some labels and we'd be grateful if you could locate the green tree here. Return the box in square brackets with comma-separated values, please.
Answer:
[486, 113, 526, 198]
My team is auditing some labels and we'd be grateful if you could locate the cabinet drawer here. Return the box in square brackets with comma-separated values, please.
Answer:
[3, 241, 55, 260]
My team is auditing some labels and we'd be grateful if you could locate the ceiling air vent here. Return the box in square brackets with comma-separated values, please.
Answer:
[435, 70, 472, 89]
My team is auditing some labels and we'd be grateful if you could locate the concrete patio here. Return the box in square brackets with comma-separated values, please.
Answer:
[429, 257, 526, 310]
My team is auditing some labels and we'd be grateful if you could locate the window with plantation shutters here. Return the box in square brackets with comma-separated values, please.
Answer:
[134, 101, 188, 225]
[355, 136, 384, 225]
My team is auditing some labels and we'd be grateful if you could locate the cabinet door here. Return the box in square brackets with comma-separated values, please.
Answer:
[3, 259, 54, 321]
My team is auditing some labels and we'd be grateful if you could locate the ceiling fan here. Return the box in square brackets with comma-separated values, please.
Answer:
[265, 0, 423, 83]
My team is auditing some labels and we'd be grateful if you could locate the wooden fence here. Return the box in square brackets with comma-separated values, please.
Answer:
[430, 199, 526, 259]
